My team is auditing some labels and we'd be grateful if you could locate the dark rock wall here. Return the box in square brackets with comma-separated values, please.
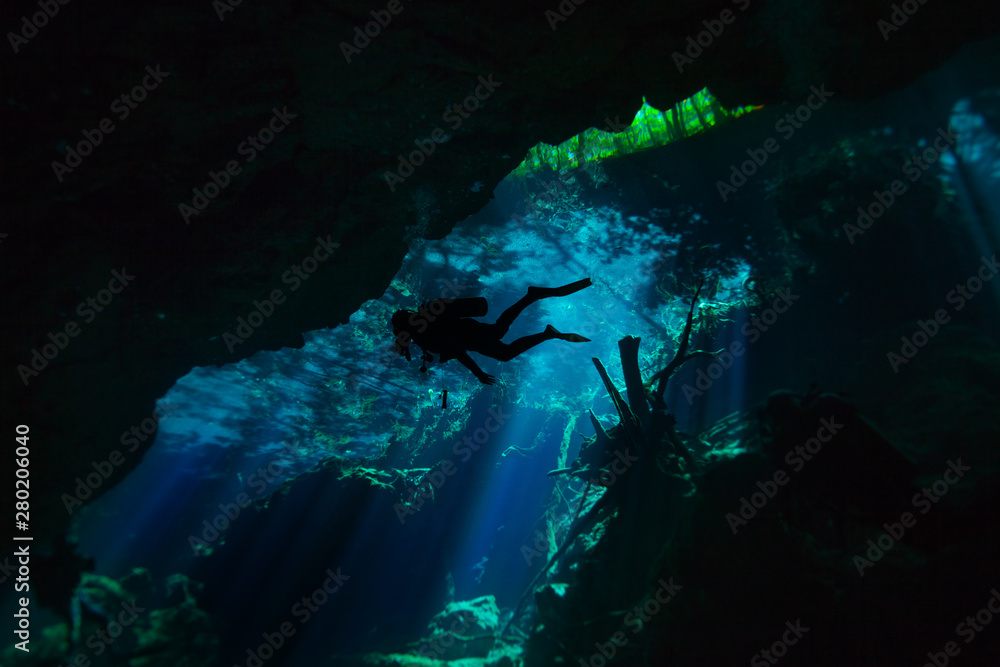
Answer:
[2, 0, 997, 551]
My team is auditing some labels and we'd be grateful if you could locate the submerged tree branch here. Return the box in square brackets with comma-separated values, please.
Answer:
[592, 357, 647, 454]
[648, 277, 720, 408]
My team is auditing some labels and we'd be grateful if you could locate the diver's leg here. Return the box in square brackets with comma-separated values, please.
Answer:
[479, 326, 589, 362]
[492, 294, 539, 337]
[477, 332, 553, 361]
[494, 278, 592, 336]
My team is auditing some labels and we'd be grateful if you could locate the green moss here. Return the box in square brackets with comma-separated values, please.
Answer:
[393, 419, 416, 443]
[511, 89, 757, 178]
[316, 431, 352, 451]
[337, 464, 399, 492]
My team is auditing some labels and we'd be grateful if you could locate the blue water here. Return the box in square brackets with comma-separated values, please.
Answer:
[61, 40, 1000, 666]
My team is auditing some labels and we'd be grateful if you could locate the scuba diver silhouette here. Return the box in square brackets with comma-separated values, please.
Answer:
[392, 278, 593, 384]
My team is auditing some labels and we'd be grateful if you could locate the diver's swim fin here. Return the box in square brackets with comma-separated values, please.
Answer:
[531, 277, 593, 298]
[545, 325, 591, 342]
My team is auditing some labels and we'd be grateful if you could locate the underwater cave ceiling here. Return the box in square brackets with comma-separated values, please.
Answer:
[2, 0, 998, 544]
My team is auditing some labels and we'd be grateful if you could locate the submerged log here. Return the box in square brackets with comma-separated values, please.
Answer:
[592, 357, 647, 455]
[618, 336, 651, 432]
[588, 409, 610, 446]
[506, 280, 722, 636]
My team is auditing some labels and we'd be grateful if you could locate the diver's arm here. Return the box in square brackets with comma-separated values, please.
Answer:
[456, 351, 495, 385]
